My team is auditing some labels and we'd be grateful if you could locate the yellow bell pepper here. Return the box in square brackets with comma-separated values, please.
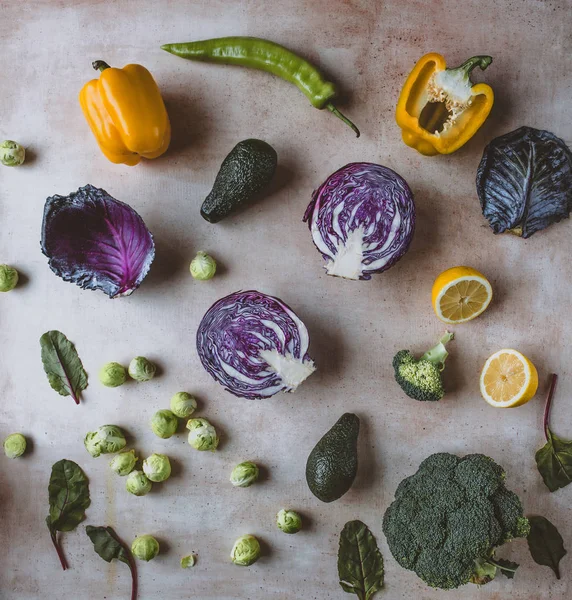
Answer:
[79, 61, 171, 166]
[396, 53, 494, 156]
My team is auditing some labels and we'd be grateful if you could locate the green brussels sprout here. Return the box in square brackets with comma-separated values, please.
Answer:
[84, 425, 127, 458]
[276, 509, 302, 534]
[230, 534, 261, 566]
[0, 265, 19, 292]
[186, 418, 219, 452]
[230, 461, 259, 488]
[190, 251, 217, 280]
[126, 470, 152, 496]
[150, 409, 178, 439]
[99, 362, 127, 388]
[128, 356, 156, 382]
[142, 453, 171, 482]
[180, 554, 196, 568]
[3, 433, 27, 458]
[131, 534, 159, 561]
[0, 140, 25, 167]
[170, 392, 197, 418]
[109, 449, 138, 476]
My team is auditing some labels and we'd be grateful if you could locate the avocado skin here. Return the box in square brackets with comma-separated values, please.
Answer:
[305, 413, 360, 503]
[201, 139, 277, 223]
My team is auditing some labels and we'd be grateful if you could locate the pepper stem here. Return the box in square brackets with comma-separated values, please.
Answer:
[326, 103, 360, 138]
[450, 56, 493, 77]
[92, 60, 111, 73]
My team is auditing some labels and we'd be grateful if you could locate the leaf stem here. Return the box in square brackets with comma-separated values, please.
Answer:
[50, 529, 68, 571]
[543, 374, 558, 441]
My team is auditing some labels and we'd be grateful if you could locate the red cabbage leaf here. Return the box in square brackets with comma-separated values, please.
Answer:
[477, 127, 572, 238]
[41, 185, 155, 298]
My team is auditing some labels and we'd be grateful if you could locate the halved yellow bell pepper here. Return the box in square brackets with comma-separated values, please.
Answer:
[79, 61, 171, 166]
[396, 53, 494, 156]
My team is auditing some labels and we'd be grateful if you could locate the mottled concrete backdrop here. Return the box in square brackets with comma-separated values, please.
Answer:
[1, 1, 571, 599]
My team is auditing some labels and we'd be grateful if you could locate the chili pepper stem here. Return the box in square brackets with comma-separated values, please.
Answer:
[92, 60, 111, 73]
[326, 103, 360, 137]
[543, 373, 558, 441]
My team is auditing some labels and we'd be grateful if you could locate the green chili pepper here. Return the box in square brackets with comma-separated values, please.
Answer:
[161, 37, 360, 137]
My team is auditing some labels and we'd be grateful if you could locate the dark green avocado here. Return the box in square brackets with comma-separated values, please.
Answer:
[200, 138, 277, 223]
[305, 413, 359, 503]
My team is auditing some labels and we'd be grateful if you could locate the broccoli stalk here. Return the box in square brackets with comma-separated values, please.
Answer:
[471, 555, 520, 585]
[392, 331, 455, 401]
[420, 331, 454, 369]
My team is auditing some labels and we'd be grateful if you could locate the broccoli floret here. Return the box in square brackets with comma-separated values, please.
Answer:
[382, 452, 529, 590]
[393, 332, 454, 401]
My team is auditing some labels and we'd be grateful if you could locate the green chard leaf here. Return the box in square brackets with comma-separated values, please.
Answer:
[86, 526, 137, 600]
[338, 520, 384, 600]
[491, 557, 519, 579]
[535, 374, 572, 492]
[46, 459, 91, 570]
[527, 515, 567, 579]
[40, 330, 88, 405]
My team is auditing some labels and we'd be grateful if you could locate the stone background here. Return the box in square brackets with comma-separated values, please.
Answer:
[1, 1, 571, 598]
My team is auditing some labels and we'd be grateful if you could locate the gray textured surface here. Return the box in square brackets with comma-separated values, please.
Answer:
[1, 1, 571, 599]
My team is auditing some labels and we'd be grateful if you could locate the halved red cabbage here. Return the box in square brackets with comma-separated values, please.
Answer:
[41, 185, 155, 298]
[196, 290, 316, 399]
[303, 162, 415, 280]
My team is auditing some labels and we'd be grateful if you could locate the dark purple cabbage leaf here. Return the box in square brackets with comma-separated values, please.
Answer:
[303, 163, 415, 280]
[196, 290, 315, 399]
[477, 127, 572, 238]
[41, 185, 155, 298]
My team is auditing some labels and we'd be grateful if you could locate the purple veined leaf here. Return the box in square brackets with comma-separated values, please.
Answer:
[476, 127, 572, 238]
[196, 290, 316, 399]
[41, 184, 155, 298]
[303, 163, 415, 280]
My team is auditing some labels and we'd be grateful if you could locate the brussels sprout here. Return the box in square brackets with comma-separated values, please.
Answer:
[109, 449, 138, 476]
[150, 409, 178, 439]
[186, 418, 219, 452]
[276, 509, 302, 534]
[0, 140, 25, 167]
[3, 433, 27, 458]
[230, 461, 259, 488]
[99, 362, 127, 387]
[190, 251, 217, 280]
[131, 534, 159, 561]
[180, 554, 196, 568]
[142, 453, 171, 482]
[230, 534, 261, 566]
[126, 470, 152, 496]
[170, 392, 197, 418]
[84, 425, 127, 457]
[0, 265, 19, 292]
[128, 356, 156, 382]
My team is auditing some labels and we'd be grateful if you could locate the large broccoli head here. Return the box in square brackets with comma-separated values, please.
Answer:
[393, 332, 454, 401]
[382, 453, 529, 590]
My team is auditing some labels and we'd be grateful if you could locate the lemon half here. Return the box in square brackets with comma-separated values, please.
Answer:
[432, 266, 493, 324]
[480, 349, 538, 408]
